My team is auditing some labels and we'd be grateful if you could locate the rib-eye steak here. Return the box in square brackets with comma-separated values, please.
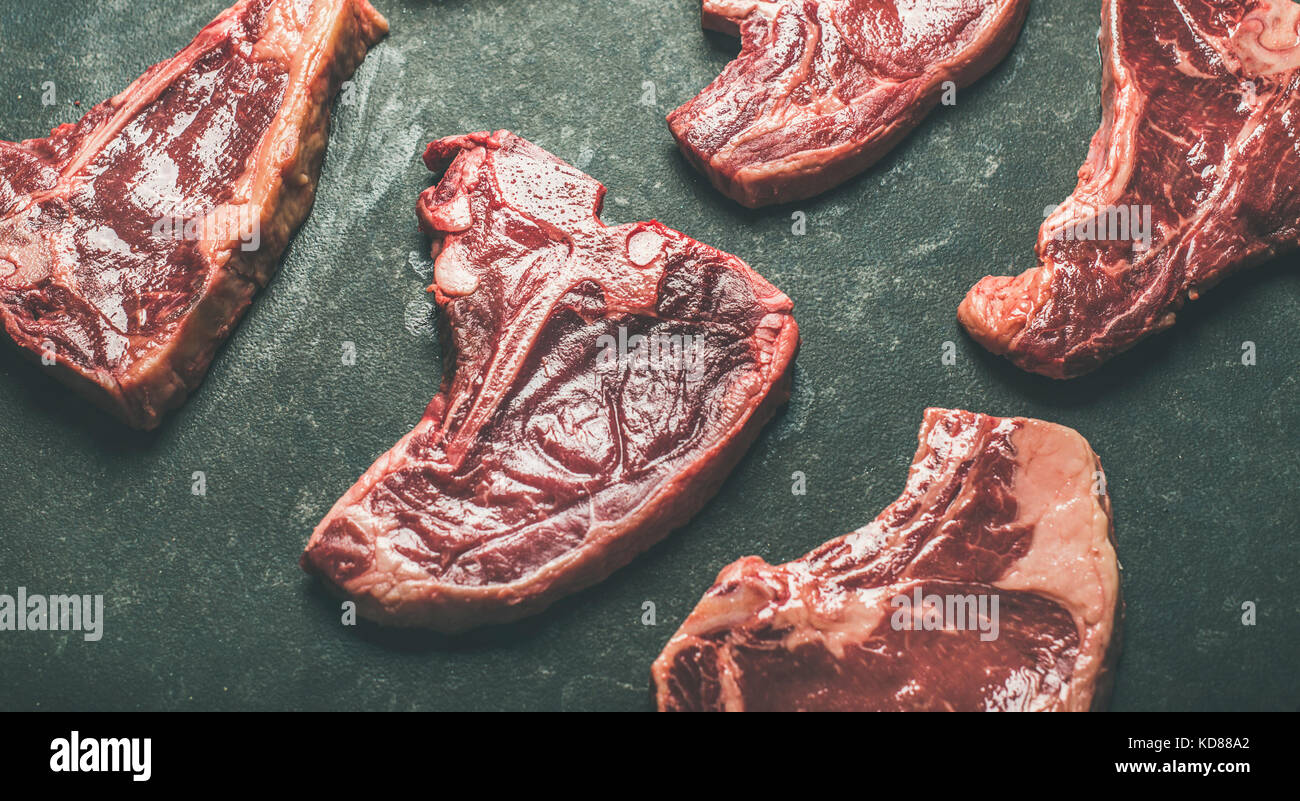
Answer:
[668, 0, 1031, 207]
[0, 0, 387, 428]
[961, 0, 1300, 378]
[652, 408, 1121, 711]
[301, 131, 800, 632]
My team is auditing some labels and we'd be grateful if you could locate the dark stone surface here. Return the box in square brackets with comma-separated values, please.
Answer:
[0, 0, 1295, 711]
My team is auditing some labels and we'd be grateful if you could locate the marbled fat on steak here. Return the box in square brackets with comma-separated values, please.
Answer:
[0, 0, 387, 428]
[669, 0, 1031, 207]
[961, 0, 1300, 378]
[301, 131, 800, 632]
[653, 408, 1121, 711]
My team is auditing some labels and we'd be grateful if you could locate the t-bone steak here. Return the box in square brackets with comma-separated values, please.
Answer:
[668, 0, 1031, 207]
[960, 0, 1300, 378]
[0, 0, 387, 428]
[301, 131, 800, 632]
[652, 408, 1121, 711]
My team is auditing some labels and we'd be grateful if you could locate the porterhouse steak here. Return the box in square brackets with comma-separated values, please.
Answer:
[961, 0, 1300, 378]
[652, 408, 1121, 711]
[301, 131, 800, 632]
[668, 0, 1031, 207]
[0, 0, 387, 428]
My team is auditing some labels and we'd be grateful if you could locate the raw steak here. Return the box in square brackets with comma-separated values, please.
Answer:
[961, 0, 1300, 378]
[668, 0, 1031, 207]
[301, 131, 800, 632]
[0, 0, 387, 428]
[652, 408, 1121, 712]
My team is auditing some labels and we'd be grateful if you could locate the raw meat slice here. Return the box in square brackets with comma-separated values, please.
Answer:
[0, 0, 387, 428]
[961, 0, 1300, 378]
[301, 131, 800, 632]
[652, 408, 1121, 712]
[669, 0, 1031, 207]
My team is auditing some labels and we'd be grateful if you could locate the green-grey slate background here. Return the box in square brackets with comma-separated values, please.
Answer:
[0, 0, 1295, 711]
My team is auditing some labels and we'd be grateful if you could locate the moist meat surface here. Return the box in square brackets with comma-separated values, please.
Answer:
[669, 0, 1030, 207]
[301, 131, 799, 632]
[961, 0, 1300, 378]
[0, 0, 387, 427]
[653, 408, 1122, 712]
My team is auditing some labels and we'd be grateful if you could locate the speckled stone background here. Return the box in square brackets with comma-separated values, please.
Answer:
[0, 0, 1295, 711]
